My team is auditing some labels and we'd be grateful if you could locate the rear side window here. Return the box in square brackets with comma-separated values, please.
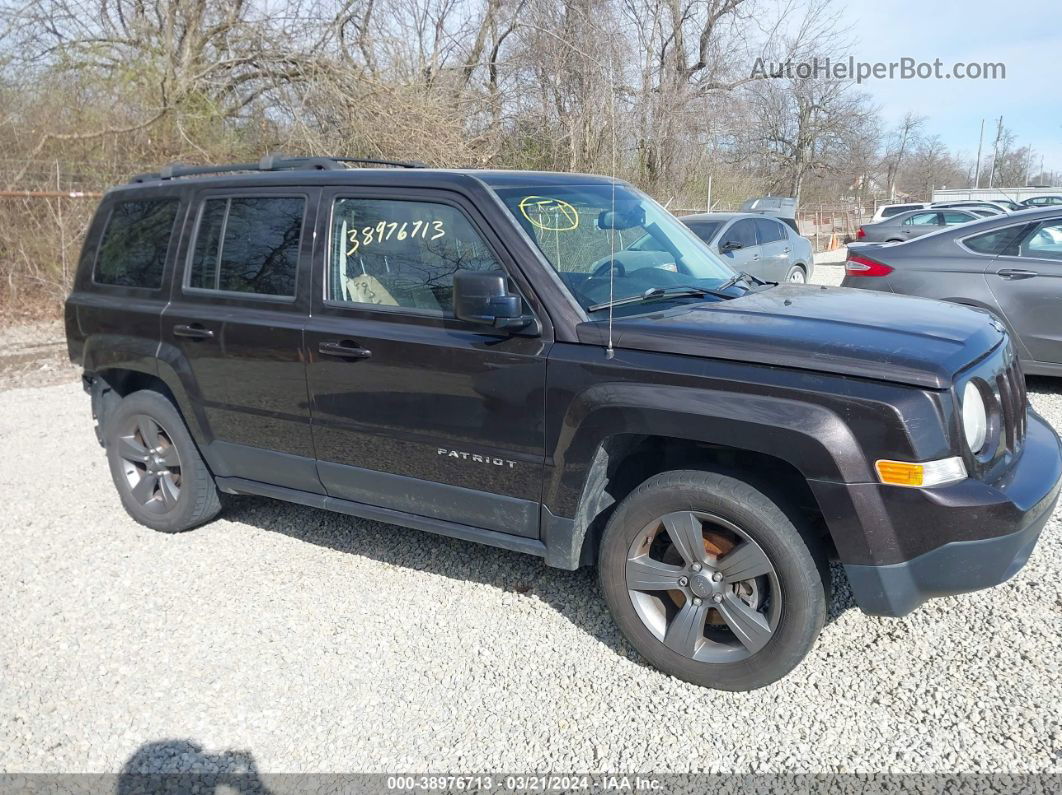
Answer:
[964, 224, 1033, 256]
[188, 196, 305, 297]
[94, 198, 180, 288]
[941, 212, 974, 225]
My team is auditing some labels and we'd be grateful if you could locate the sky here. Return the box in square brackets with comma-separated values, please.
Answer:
[835, 0, 1061, 180]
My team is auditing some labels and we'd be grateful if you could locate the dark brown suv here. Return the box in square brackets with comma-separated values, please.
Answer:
[66, 156, 1062, 690]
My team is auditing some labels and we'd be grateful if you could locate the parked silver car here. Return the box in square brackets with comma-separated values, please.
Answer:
[841, 206, 1062, 376]
[681, 212, 814, 283]
[854, 208, 983, 243]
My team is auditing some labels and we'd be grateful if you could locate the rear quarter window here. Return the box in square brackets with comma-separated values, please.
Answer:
[93, 198, 180, 288]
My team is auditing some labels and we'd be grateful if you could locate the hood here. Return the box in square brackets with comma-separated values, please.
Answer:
[578, 284, 1004, 388]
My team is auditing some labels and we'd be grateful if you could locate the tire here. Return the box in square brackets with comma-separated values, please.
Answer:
[785, 265, 806, 283]
[104, 390, 221, 533]
[598, 470, 826, 691]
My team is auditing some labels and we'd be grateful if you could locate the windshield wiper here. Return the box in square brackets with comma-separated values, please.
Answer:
[588, 286, 726, 313]
[717, 271, 771, 291]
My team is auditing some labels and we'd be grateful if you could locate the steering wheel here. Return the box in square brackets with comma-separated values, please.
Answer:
[591, 259, 626, 279]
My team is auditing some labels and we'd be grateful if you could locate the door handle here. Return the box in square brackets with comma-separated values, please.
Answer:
[997, 268, 1038, 280]
[783, 247, 791, 253]
[752, 253, 760, 260]
[172, 324, 215, 340]
[319, 340, 372, 360]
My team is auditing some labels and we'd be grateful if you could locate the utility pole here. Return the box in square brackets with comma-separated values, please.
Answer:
[989, 116, 1003, 189]
[974, 119, 984, 188]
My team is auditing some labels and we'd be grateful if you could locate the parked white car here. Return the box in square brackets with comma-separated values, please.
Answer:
[870, 202, 929, 223]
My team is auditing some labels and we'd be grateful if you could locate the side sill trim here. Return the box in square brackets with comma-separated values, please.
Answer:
[215, 476, 549, 560]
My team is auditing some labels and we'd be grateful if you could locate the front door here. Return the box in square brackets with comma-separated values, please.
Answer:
[161, 188, 322, 492]
[303, 188, 549, 538]
[986, 216, 1062, 365]
[719, 218, 761, 275]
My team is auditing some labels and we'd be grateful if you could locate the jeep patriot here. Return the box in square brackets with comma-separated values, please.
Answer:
[65, 156, 1062, 690]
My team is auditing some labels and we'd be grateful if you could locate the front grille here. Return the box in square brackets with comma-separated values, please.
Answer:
[995, 356, 1028, 454]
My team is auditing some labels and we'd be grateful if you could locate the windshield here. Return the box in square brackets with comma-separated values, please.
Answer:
[683, 220, 723, 243]
[493, 184, 735, 313]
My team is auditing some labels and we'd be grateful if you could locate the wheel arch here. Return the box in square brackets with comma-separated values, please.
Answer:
[543, 387, 867, 569]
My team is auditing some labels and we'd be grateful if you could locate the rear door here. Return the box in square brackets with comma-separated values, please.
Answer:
[985, 216, 1062, 365]
[303, 187, 549, 538]
[160, 187, 322, 492]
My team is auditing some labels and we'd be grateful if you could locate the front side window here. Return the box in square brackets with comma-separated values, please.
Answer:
[94, 198, 179, 288]
[1020, 220, 1062, 260]
[328, 198, 502, 314]
[904, 212, 940, 226]
[726, 219, 759, 249]
[754, 218, 785, 244]
[188, 196, 305, 297]
[493, 183, 733, 314]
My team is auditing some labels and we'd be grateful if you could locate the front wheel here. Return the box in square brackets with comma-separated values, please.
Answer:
[598, 470, 826, 690]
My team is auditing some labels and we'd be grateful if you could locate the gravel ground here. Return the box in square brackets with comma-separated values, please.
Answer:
[2, 271, 1061, 775]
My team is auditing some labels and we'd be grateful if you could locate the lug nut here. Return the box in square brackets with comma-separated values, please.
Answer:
[712, 571, 723, 582]
[692, 597, 702, 606]
[678, 576, 689, 587]
[712, 594, 723, 604]
[691, 563, 702, 572]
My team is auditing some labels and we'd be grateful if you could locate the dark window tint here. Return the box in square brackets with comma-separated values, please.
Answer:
[684, 220, 722, 242]
[188, 197, 304, 296]
[328, 198, 502, 314]
[725, 219, 758, 248]
[965, 224, 1032, 256]
[94, 199, 179, 288]
[754, 218, 785, 244]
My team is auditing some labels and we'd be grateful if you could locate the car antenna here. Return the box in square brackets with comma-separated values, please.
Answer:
[606, 48, 617, 360]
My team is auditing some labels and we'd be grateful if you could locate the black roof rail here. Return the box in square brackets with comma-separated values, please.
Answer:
[129, 154, 427, 183]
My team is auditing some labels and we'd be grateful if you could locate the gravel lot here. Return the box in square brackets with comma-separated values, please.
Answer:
[2, 261, 1061, 775]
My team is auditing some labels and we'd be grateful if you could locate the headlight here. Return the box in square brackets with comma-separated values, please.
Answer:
[962, 380, 988, 454]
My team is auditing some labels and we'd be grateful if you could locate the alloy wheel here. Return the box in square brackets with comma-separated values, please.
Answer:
[625, 511, 781, 663]
[116, 414, 182, 514]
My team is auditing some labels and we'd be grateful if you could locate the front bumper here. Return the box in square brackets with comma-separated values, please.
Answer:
[827, 411, 1061, 617]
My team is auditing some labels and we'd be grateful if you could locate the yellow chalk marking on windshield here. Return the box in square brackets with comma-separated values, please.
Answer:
[519, 196, 579, 231]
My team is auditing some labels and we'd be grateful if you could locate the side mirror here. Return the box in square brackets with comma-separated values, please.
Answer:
[453, 270, 534, 331]
[720, 239, 742, 252]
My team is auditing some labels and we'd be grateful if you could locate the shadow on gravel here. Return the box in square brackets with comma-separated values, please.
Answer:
[118, 740, 271, 794]
[219, 495, 858, 661]
[218, 495, 648, 664]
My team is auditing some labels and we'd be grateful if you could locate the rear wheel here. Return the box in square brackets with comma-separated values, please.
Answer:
[104, 390, 221, 533]
[785, 265, 806, 283]
[599, 470, 826, 690]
